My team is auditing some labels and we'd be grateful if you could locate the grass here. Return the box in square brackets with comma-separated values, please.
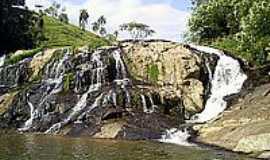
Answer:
[4, 16, 110, 65]
[40, 16, 109, 49]
[5, 48, 43, 65]
[147, 64, 159, 82]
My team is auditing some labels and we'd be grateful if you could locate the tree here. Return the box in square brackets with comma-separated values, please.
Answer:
[91, 15, 107, 37]
[44, 1, 61, 18]
[59, 13, 69, 24]
[0, 0, 43, 52]
[119, 22, 155, 40]
[79, 9, 89, 31]
[188, 0, 269, 65]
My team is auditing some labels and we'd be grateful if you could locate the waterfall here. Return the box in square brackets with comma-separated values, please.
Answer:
[140, 94, 155, 114]
[0, 55, 6, 87]
[45, 50, 106, 134]
[45, 90, 103, 134]
[18, 94, 38, 132]
[148, 94, 157, 113]
[112, 49, 127, 79]
[189, 44, 247, 123]
[39, 51, 70, 106]
[159, 44, 247, 146]
[0, 54, 5, 67]
[141, 94, 148, 113]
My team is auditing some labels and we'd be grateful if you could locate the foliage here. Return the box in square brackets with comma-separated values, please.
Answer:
[92, 15, 107, 37]
[188, 0, 270, 65]
[44, 1, 61, 18]
[147, 64, 159, 82]
[58, 13, 69, 24]
[79, 9, 89, 31]
[39, 16, 109, 49]
[0, 0, 44, 52]
[5, 48, 43, 65]
[43, 1, 69, 24]
[63, 72, 75, 92]
[119, 22, 155, 40]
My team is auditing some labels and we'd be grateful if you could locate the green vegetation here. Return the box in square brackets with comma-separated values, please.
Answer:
[5, 48, 43, 65]
[92, 15, 107, 37]
[40, 16, 109, 49]
[188, 0, 270, 65]
[120, 22, 155, 40]
[63, 72, 75, 92]
[79, 9, 89, 31]
[147, 64, 159, 82]
[0, 0, 43, 52]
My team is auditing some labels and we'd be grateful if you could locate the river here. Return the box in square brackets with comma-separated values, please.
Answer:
[0, 132, 254, 160]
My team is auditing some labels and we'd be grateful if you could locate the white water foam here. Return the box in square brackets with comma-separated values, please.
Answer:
[0, 54, 6, 67]
[189, 44, 248, 123]
[18, 94, 38, 132]
[159, 128, 194, 146]
[160, 44, 247, 146]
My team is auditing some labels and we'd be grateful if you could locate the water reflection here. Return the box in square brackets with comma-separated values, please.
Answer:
[0, 133, 254, 160]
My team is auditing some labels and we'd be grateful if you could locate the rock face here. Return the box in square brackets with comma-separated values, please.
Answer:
[0, 41, 209, 139]
[121, 41, 205, 113]
[195, 82, 270, 154]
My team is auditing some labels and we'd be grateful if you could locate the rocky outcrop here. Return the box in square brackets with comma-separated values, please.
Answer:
[121, 41, 205, 113]
[195, 82, 270, 155]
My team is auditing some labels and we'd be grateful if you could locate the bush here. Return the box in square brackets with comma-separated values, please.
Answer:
[147, 64, 159, 82]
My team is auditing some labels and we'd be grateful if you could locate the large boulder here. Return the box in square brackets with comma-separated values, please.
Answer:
[121, 41, 205, 113]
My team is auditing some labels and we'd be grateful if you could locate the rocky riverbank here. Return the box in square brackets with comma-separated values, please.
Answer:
[194, 65, 270, 158]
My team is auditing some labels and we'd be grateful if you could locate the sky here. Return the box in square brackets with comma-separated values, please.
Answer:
[25, 0, 192, 42]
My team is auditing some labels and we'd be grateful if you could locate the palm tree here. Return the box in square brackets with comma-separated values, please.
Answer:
[99, 27, 107, 36]
[97, 15, 106, 26]
[92, 22, 99, 33]
[79, 9, 89, 31]
[91, 15, 107, 36]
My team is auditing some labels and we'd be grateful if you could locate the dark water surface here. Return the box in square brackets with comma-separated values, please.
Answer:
[0, 133, 254, 160]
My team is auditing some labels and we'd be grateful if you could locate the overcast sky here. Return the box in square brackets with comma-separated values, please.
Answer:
[26, 0, 191, 42]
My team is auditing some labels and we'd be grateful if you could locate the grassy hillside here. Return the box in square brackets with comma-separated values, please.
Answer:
[40, 16, 109, 49]
[4, 16, 109, 65]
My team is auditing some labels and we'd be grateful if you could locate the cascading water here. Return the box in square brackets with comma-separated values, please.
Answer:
[19, 50, 71, 132]
[112, 49, 127, 79]
[140, 94, 156, 114]
[159, 128, 194, 146]
[0, 55, 6, 87]
[45, 50, 105, 133]
[0, 54, 5, 67]
[141, 94, 148, 113]
[159, 44, 247, 146]
[189, 44, 248, 123]
[18, 93, 38, 132]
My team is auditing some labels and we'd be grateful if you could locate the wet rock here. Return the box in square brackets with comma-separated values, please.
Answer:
[195, 83, 270, 153]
